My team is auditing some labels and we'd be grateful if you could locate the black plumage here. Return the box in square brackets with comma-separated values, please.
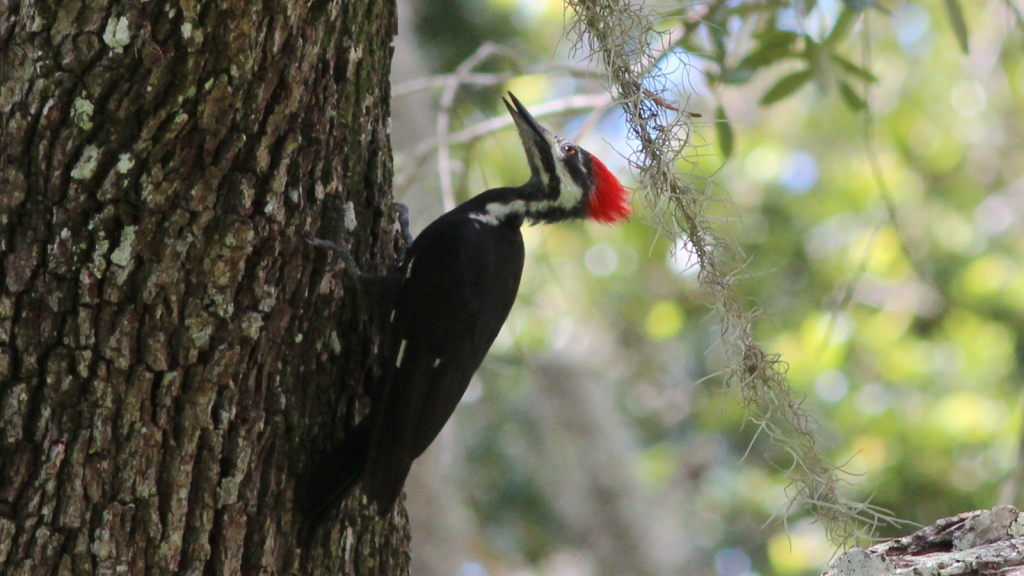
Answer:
[305, 93, 631, 526]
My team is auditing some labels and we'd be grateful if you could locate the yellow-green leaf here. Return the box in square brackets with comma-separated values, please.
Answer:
[838, 80, 867, 111]
[737, 31, 800, 71]
[715, 105, 734, 159]
[833, 54, 878, 83]
[720, 66, 755, 85]
[760, 70, 813, 105]
[825, 6, 860, 47]
[943, 0, 970, 54]
[807, 41, 834, 94]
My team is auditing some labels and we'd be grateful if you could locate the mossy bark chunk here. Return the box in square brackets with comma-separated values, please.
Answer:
[0, 0, 409, 573]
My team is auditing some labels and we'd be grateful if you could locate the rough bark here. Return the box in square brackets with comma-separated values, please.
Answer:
[0, 0, 409, 574]
[826, 506, 1024, 576]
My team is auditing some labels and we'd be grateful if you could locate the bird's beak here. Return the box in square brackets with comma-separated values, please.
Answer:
[503, 92, 551, 182]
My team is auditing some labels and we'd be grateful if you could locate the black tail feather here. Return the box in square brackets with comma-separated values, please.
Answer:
[304, 423, 372, 532]
[361, 459, 411, 516]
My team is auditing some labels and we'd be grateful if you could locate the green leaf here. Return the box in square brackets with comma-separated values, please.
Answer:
[760, 70, 814, 106]
[718, 32, 802, 88]
[752, 30, 800, 50]
[825, 6, 860, 46]
[726, 1, 784, 17]
[841, 0, 874, 12]
[833, 54, 878, 83]
[838, 80, 867, 111]
[943, 0, 970, 54]
[710, 27, 727, 62]
[807, 41, 834, 94]
[674, 37, 705, 58]
[870, 1, 892, 16]
[800, 0, 819, 15]
[736, 43, 796, 71]
[715, 105, 734, 159]
[720, 66, 755, 85]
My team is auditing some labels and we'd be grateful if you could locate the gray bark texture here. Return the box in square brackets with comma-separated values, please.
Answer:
[0, 0, 410, 574]
[826, 506, 1024, 576]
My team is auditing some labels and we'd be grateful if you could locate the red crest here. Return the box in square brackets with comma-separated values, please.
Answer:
[588, 157, 632, 223]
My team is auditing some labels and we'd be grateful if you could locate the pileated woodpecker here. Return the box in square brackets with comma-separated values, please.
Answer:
[307, 93, 631, 524]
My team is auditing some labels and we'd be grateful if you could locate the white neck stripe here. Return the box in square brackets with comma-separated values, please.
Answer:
[469, 212, 499, 226]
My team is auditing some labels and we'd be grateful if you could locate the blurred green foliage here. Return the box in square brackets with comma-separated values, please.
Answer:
[402, 0, 1024, 574]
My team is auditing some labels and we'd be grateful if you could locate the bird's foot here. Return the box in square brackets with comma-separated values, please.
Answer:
[305, 235, 363, 276]
[308, 198, 363, 276]
[392, 203, 414, 262]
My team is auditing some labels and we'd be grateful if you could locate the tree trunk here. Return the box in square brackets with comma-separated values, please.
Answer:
[0, 0, 409, 574]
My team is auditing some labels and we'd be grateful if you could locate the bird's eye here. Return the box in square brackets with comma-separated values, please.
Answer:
[561, 144, 576, 156]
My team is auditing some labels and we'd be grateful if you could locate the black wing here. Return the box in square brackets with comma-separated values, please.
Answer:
[361, 214, 525, 510]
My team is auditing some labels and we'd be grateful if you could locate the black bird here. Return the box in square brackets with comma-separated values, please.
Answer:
[307, 93, 631, 524]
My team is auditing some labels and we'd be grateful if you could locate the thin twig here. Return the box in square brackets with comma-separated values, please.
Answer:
[393, 62, 601, 97]
[396, 93, 616, 193]
[435, 43, 519, 210]
[819, 12, 937, 355]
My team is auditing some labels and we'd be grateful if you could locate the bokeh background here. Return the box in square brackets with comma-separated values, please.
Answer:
[387, 1, 1024, 575]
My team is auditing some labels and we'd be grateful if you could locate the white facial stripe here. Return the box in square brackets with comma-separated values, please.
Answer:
[549, 136, 587, 207]
[395, 339, 407, 367]
[433, 358, 441, 368]
[485, 200, 526, 220]
[525, 134, 582, 213]
[531, 146, 549, 187]
[469, 212, 499, 226]
[483, 132, 588, 222]
[554, 157, 584, 207]
[516, 126, 549, 187]
[482, 190, 579, 221]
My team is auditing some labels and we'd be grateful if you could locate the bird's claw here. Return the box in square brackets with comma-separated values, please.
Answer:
[308, 201, 413, 276]
[305, 235, 363, 276]
[392, 203, 414, 261]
